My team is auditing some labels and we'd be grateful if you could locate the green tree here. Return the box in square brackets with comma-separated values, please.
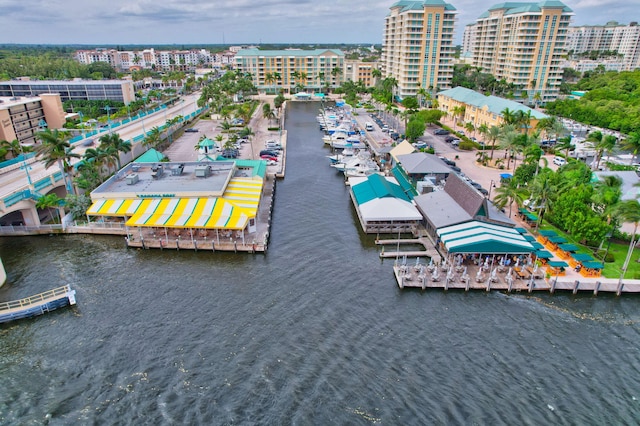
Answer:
[36, 129, 80, 195]
[614, 200, 640, 286]
[405, 118, 426, 143]
[493, 178, 525, 217]
[35, 193, 63, 224]
[99, 132, 131, 170]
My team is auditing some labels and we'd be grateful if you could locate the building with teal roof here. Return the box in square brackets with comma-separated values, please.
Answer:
[234, 49, 344, 94]
[473, 1, 573, 104]
[437, 87, 547, 132]
[349, 174, 422, 234]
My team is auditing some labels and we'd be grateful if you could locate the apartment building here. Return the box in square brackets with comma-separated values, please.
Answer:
[75, 48, 236, 72]
[566, 21, 640, 71]
[344, 60, 378, 87]
[234, 49, 344, 93]
[0, 79, 136, 105]
[462, 23, 478, 56]
[473, 1, 573, 104]
[0, 94, 66, 146]
[381, 0, 457, 100]
[437, 87, 547, 133]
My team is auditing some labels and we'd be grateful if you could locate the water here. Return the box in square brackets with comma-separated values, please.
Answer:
[1, 102, 639, 425]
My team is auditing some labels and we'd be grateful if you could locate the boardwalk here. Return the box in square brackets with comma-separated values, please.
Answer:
[392, 259, 640, 295]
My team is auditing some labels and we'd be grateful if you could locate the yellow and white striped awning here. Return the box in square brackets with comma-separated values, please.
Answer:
[86, 177, 262, 231]
[87, 197, 254, 230]
[222, 177, 262, 212]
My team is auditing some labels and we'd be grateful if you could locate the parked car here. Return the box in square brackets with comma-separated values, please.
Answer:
[260, 154, 278, 161]
[449, 166, 462, 173]
[434, 129, 450, 135]
[265, 140, 282, 150]
[260, 150, 279, 157]
[439, 157, 456, 167]
[184, 128, 199, 133]
[450, 139, 461, 147]
[445, 136, 458, 142]
[412, 141, 428, 149]
[553, 157, 567, 166]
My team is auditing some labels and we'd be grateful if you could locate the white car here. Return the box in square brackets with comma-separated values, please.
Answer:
[553, 157, 566, 166]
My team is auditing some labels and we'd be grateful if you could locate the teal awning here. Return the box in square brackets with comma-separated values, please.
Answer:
[572, 253, 595, 262]
[391, 166, 418, 198]
[531, 242, 544, 249]
[536, 250, 553, 258]
[514, 227, 527, 233]
[523, 234, 536, 241]
[548, 260, 568, 268]
[558, 243, 578, 252]
[548, 236, 567, 244]
[583, 261, 604, 269]
[539, 230, 558, 237]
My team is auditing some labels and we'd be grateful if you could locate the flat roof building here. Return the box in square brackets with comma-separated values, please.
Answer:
[0, 79, 136, 105]
[0, 94, 65, 146]
[87, 160, 268, 241]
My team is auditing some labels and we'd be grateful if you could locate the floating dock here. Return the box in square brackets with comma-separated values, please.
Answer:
[0, 285, 77, 324]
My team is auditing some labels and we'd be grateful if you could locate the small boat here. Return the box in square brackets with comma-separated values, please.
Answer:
[0, 285, 77, 324]
[343, 160, 380, 177]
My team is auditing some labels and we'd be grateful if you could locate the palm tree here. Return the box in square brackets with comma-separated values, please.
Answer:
[614, 199, 640, 288]
[555, 135, 574, 160]
[486, 125, 501, 160]
[35, 193, 63, 224]
[263, 103, 276, 124]
[264, 72, 276, 94]
[621, 132, 640, 165]
[331, 67, 342, 87]
[451, 105, 465, 128]
[99, 132, 131, 170]
[371, 68, 382, 88]
[500, 108, 516, 126]
[493, 178, 525, 217]
[477, 123, 489, 144]
[143, 127, 162, 148]
[595, 134, 617, 170]
[464, 121, 475, 138]
[0, 139, 25, 159]
[36, 129, 80, 195]
[498, 125, 518, 169]
[529, 172, 557, 228]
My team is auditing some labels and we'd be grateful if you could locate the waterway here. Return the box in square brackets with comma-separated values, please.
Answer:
[0, 102, 639, 425]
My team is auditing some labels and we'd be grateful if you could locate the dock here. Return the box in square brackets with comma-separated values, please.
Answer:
[391, 260, 640, 295]
[376, 237, 442, 263]
[0, 285, 77, 324]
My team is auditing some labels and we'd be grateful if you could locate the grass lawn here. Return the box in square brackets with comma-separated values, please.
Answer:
[537, 223, 640, 279]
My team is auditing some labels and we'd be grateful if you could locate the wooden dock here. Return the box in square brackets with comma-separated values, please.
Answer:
[392, 262, 640, 295]
[0, 285, 77, 323]
[376, 237, 442, 263]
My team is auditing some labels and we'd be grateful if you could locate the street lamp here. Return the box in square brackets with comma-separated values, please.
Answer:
[104, 106, 113, 133]
[487, 179, 496, 199]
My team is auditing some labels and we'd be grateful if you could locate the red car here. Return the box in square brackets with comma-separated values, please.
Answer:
[260, 154, 278, 162]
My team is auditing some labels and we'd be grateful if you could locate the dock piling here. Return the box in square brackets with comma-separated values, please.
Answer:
[573, 280, 580, 295]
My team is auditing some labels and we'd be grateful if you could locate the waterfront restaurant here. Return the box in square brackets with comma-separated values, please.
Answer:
[85, 159, 267, 248]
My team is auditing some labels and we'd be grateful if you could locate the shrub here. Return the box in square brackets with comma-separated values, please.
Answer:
[459, 141, 475, 150]
[268, 127, 280, 131]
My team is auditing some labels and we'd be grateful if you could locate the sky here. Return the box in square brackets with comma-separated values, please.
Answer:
[1, 0, 639, 46]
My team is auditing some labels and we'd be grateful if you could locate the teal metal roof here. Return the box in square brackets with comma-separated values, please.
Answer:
[391, 166, 418, 198]
[198, 138, 216, 148]
[236, 48, 344, 57]
[437, 220, 535, 254]
[391, 0, 456, 12]
[352, 174, 410, 205]
[135, 148, 166, 163]
[233, 159, 267, 179]
[438, 87, 547, 119]
[481, 1, 572, 17]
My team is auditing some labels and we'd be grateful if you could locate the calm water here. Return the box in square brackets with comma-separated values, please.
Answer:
[1, 102, 639, 425]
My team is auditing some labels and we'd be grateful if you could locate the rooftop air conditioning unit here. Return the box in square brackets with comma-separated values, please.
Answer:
[126, 173, 139, 185]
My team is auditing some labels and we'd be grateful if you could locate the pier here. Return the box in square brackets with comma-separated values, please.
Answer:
[0, 285, 77, 323]
[376, 237, 442, 262]
[392, 259, 640, 295]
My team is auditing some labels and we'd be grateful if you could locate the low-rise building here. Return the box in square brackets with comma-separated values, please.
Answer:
[0, 79, 136, 105]
[0, 94, 65, 146]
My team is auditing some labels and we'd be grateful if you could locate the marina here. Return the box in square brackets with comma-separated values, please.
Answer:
[0, 101, 638, 424]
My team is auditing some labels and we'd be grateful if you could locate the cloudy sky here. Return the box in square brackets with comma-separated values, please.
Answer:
[1, 0, 637, 45]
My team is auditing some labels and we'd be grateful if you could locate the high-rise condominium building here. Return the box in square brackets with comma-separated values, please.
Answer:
[462, 23, 478, 56]
[381, 0, 457, 100]
[566, 21, 640, 71]
[473, 1, 573, 104]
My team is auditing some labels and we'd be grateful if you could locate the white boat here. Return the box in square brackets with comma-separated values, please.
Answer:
[332, 136, 366, 149]
[331, 152, 375, 173]
[343, 160, 381, 177]
[326, 148, 357, 164]
[0, 257, 5, 288]
[323, 130, 349, 145]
